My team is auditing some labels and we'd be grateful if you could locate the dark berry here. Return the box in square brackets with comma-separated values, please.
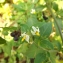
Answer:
[13, 36, 19, 41]
[42, 12, 48, 20]
[10, 30, 21, 37]
[10, 31, 16, 37]
[16, 30, 21, 37]
[10, 30, 21, 41]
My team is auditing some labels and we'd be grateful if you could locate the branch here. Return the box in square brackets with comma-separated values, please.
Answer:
[45, 1, 63, 44]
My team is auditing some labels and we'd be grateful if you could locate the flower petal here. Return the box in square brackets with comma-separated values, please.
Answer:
[21, 32, 26, 37]
[31, 30, 35, 35]
[32, 26, 37, 32]
[31, 26, 40, 36]
[25, 35, 29, 43]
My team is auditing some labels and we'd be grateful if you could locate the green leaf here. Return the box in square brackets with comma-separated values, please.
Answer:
[21, 24, 29, 32]
[40, 39, 54, 49]
[13, 3, 26, 12]
[54, 18, 63, 35]
[3, 27, 17, 31]
[37, 21, 46, 28]
[2, 31, 8, 35]
[56, 42, 61, 51]
[52, 40, 61, 51]
[9, 55, 16, 63]
[3, 42, 12, 55]
[49, 52, 56, 63]
[0, 37, 6, 44]
[26, 15, 38, 28]
[17, 43, 28, 54]
[34, 52, 46, 63]
[26, 44, 38, 58]
[39, 22, 52, 37]
[33, 0, 38, 3]
[52, 2, 58, 11]
[27, 0, 38, 3]
[46, 51, 56, 63]
[57, 9, 63, 17]
[26, 15, 45, 28]
[35, 5, 45, 12]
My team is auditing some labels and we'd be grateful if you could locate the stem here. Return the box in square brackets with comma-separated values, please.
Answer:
[34, 42, 47, 51]
[45, 1, 63, 44]
[27, 57, 30, 63]
[34, 42, 58, 53]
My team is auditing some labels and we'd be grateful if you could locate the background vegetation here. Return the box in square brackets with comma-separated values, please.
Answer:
[0, 0, 63, 63]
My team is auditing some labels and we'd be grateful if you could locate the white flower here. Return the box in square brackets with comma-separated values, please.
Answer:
[21, 32, 29, 43]
[31, 26, 40, 36]
[31, 9, 36, 14]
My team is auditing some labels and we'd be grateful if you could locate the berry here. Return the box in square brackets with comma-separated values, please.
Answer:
[13, 36, 19, 41]
[11, 30, 21, 37]
[10, 30, 21, 41]
[10, 31, 16, 37]
[42, 12, 48, 20]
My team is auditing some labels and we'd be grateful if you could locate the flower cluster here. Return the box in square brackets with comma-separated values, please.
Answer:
[21, 26, 40, 43]
[31, 26, 40, 36]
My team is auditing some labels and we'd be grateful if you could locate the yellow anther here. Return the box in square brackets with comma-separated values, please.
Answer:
[35, 31, 40, 36]
[22, 36, 26, 42]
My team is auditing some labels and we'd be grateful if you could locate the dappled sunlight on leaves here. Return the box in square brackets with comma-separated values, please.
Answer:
[0, 0, 63, 63]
